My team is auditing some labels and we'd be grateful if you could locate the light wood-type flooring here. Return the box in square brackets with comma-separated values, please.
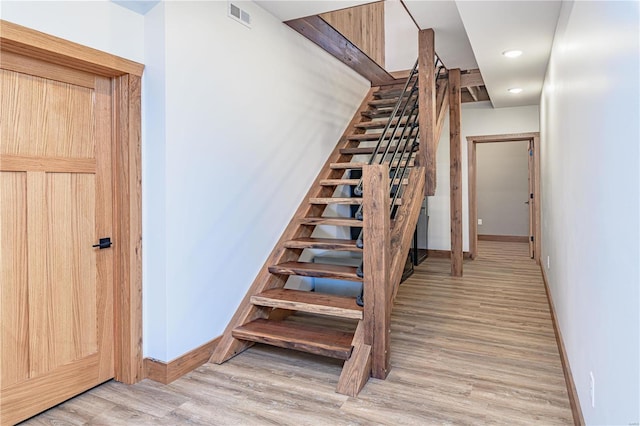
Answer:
[22, 241, 573, 425]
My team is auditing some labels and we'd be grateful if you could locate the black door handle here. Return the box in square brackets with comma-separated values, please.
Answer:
[93, 237, 112, 249]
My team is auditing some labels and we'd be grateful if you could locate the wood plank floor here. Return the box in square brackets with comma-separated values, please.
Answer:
[22, 241, 573, 425]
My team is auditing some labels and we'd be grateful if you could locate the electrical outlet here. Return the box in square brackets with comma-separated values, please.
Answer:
[547, 256, 550, 269]
[589, 372, 595, 408]
[478, 218, 483, 225]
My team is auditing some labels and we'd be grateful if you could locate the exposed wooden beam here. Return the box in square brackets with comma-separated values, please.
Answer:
[466, 86, 479, 102]
[460, 69, 484, 88]
[449, 69, 463, 277]
[418, 29, 437, 196]
[434, 80, 449, 158]
[285, 16, 393, 86]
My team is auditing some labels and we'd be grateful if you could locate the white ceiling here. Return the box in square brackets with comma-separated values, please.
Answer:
[403, 0, 478, 71]
[256, 0, 561, 108]
[453, 1, 562, 108]
[112, 0, 563, 108]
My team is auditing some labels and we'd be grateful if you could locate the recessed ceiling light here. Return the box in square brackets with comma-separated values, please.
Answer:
[502, 50, 523, 58]
[508, 87, 523, 94]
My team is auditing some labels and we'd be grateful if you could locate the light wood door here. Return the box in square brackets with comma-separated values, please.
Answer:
[0, 52, 114, 425]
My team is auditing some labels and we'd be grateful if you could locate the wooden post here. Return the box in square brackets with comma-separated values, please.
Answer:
[362, 164, 391, 379]
[418, 29, 436, 196]
[449, 69, 463, 277]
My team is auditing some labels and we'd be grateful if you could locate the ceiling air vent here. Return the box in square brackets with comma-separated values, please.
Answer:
[228, 2, 251, 28]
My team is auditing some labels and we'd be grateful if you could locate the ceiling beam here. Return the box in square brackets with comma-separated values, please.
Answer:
[285, 16, 393, 86]
[466, 86, 480, 102]
[460, 69, 484, 88]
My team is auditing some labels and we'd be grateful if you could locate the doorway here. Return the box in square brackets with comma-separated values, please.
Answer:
[467, 132, 540, 262]
[0, 21, 143, 425]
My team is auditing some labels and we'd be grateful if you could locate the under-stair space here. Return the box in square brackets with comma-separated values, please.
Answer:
[211, 58, 449, 396]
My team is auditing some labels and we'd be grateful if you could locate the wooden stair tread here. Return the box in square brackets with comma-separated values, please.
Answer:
[269, 261, 362, 281]
[374, 80, 417, 98]
[361, 109, 414, 119]
[232, 319, 354, 360]
[299, 217, 363, 227]
[310, 197, 364, 205]
[319, 178, 360, 186]
[319, 178, 408, 186]
[354, 119, 407, 130]
[368, 97, 401, 107]
[374, 88, 409, 99]
[309, 197, 403, 206]
[251, 288, 363, 320]
[330, 160, 415, 169]
[284, 237, 361, 251]
[347, 133, 408, 142]
[340, 145, 417, 155]
[374, 90, 402, 99]
[368, 96, 417, 108]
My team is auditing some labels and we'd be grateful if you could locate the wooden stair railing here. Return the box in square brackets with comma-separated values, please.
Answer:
[210, 58, 447, 396]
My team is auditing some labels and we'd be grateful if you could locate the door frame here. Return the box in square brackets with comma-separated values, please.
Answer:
[466, 132, 541, 263]
[1, 20, 145, 384]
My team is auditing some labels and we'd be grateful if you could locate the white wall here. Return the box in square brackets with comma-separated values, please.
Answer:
[477, 141, 529, 237]
[0, 1, 144, 63]
[146, 0, 370, 360]
[1, 0, 369, 362]
[384, 0, 418, 72]
[540, 1, 639, 424]
[426, 102, 539, 251]
[142, 2, 168, 360]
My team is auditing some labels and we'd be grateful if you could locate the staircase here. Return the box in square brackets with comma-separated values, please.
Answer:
[211, 59, 448, 396]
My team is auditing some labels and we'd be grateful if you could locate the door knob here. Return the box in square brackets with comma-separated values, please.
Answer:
[93, 237, 112, 249]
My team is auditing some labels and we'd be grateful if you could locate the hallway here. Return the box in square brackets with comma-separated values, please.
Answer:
[24, 241, 573, 425]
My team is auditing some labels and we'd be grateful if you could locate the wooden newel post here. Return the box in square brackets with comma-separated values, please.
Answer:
[362, 164, 391, 379]
[418, 29, 436, 196]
